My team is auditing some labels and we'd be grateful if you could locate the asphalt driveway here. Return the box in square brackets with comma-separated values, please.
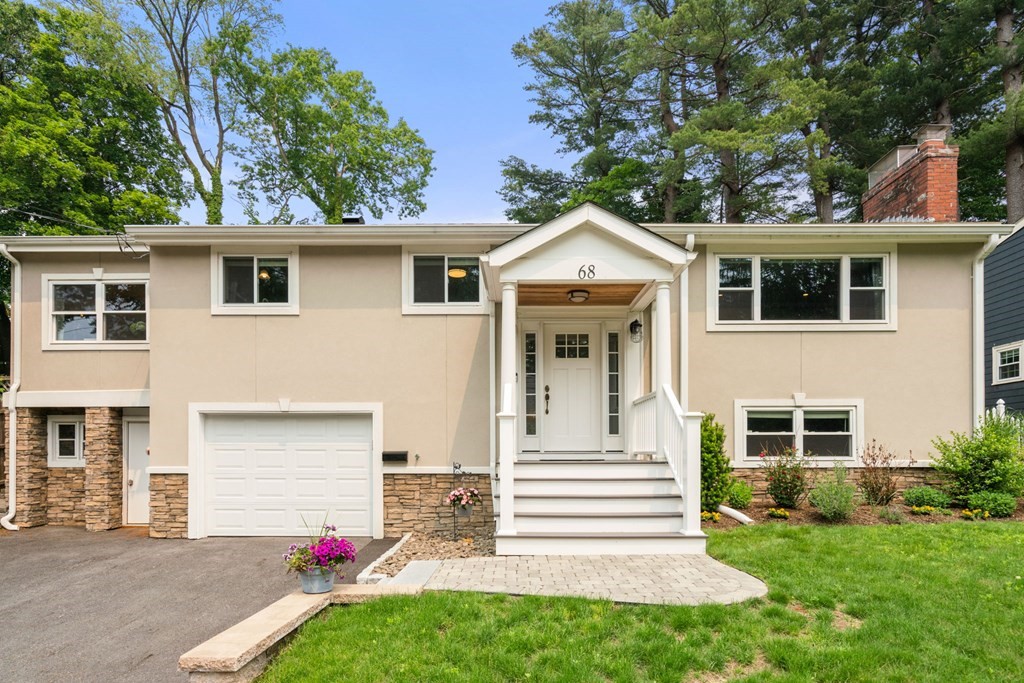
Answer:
[0, 526, 396, 682]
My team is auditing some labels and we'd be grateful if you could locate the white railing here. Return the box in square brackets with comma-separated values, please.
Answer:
[496, 382, 516, 534]
[657, 384, 702, 536]
[631, 391, 657, 456]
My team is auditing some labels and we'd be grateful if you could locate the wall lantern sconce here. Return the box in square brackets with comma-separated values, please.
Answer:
[629, 319, 643, 343]
[567, 289, 590, 303]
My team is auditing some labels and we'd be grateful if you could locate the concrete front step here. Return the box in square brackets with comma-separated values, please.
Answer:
[495, 531, 707, 556]
[514, 512, 685, 533]
[513, 460, 674, 480]
[496, 493, 685, 514]
[512, 477, 682, 496]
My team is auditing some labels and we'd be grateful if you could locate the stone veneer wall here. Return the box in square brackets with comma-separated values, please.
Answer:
[47, 468, 86, 524]
[384, 473, 493, 538]
[732, 467, 946, 503]
[15, 408, 48, 527]
[150, 473, 188, 538]
[84, 407, 123, 531]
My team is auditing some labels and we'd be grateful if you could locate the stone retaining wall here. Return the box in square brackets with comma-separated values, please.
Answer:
[384, 473, 493, 538]
[732, 466, 946, 503]
[150, 473, 188, 538]
[47, 467, 86, 524]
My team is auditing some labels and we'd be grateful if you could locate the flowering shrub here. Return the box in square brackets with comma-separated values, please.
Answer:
[446, 487, 482, 509]
[283, 524, 358, 577]
[767, 507, 790, 519]
[700, 511, 721, 523]
[759, 447, 812, 508]
[910, 505, 935, 515]
[965, 491, 1018, 518]
[961, 508, 991, 521]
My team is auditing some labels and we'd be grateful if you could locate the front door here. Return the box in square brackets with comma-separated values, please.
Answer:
[543, 324, 602, 451]
[124, 420, 150, 525]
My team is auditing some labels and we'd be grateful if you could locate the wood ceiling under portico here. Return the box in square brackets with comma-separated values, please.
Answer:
[516, 282, 645, 306]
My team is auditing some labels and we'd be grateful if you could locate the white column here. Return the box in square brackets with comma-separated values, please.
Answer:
[655, 281, 672, 391]
[497, 283, 517, 535]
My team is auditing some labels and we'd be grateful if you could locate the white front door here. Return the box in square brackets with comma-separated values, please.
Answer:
[124, 420, 150, 525]
[543, 324, 602, 451]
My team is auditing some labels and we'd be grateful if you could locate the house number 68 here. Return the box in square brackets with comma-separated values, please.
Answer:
[578, 265, 596, 279]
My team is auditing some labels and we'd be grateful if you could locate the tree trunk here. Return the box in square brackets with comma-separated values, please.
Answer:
[659, 68, 680, 222]
[713, 59, 741, 223]
[997, 5, 1024, 222]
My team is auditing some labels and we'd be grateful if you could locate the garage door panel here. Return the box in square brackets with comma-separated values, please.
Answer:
[204, 413, 373, 537]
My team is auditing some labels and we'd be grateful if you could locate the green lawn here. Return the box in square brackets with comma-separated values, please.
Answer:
[260, 523, 1024, 682]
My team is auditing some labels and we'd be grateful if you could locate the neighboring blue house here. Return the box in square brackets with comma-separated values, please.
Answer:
[985, 228, 1024, 411]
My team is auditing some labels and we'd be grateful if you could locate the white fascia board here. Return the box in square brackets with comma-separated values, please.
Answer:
[126, 225, 529, 247]
[4, 237, 145, 253]
[658, 223, 1012, 243]
[11, 390, 150, 407]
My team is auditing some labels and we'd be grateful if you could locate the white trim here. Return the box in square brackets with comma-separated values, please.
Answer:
[992, 340, 1024, 385]
[732, 396, 866, 466]
[7, 390, 150, 408]
[147, 465, 189, 475]
[401, 246, 489, 315]
[186, 401, 384, 540]
[47, 414, 85, 467]
[382, 466, 490, 474]
[42, 273, 150, 350]
[706, 249, 897, 332]
[210, 248, 300, 315]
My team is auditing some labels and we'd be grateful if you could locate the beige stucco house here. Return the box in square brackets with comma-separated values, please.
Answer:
[1, 128, 1019, 554]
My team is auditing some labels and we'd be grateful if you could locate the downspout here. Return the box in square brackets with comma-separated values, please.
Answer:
[1, 245, 20, 530]
[973, 218, 1024, 422]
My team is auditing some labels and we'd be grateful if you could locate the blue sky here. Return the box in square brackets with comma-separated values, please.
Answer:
[186, 0, 568, 225]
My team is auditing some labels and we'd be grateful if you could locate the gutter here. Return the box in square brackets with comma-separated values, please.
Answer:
[0, 245, 20, 530]
[973, 217, 1024, 422]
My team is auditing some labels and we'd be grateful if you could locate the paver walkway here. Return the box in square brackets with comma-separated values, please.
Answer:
[397, 554, 767, 605]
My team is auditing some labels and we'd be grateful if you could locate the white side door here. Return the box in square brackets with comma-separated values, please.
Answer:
[124, 420, 150, 525]
[543, 324, 602, 451]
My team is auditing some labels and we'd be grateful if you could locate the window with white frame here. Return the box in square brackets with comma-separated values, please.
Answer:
[213, 252, 298, 314]
[403, 251, 485, 314]
[715, 254, 890, 326]
[739, 403, 860, 461]
[993, 341, 1024, 384]
[50, 280, 148, 344]
[48, 415, 85, 467]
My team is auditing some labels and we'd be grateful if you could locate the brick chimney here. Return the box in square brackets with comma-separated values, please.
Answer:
[861, 124, 959, 222]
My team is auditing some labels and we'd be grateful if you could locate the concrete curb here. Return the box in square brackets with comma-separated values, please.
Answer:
[356, 532, 412, 585]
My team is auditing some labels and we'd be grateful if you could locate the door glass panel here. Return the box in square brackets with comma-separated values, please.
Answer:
[555, 333, 589, 360]
[523, 332, 537, 436]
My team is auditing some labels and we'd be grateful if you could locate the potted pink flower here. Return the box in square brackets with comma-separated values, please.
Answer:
[283, 524, 357, 594]
[446, 486, 483, 516]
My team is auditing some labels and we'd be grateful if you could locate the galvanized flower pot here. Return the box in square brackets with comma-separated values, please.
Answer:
[299, 568, 335, 594]
[457, 505, 472, 518]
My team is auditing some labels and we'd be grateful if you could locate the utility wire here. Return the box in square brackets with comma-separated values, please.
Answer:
[0, 206, 148, 259]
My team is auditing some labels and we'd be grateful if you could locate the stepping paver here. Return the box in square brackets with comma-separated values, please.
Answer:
[422, 554, 766, 605]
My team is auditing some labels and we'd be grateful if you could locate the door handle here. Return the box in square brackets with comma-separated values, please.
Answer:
[128, 479, 134, 487]
[544, 385, 550, 415]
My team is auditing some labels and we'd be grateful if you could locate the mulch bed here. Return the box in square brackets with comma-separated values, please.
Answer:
[706, 499, 1024, 530]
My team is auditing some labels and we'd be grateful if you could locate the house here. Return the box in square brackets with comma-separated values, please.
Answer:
[1, 125, 1018, 554]
[985, 228, 1024, 411]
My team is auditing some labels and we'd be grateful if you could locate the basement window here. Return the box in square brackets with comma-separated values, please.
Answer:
[47, 415, 85, 467]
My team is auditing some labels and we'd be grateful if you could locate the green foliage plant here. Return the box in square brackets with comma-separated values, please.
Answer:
[932, 415, 1024, 500]
[699, 413, 732, 512]
[910, 505, 936, 516]
[877, 506, 906, 524]
[726, 479, 754, 510]
[966, 491, 1018, 518]
[767, 507, 790, 519]
[759, 447, 811, 508]
[858, 439, 901, 505]
[902, 486, 952, 509]
[809, 463, 859, 522]
[961, 508, 991, 521]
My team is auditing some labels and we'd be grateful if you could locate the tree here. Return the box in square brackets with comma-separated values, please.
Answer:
[994, 1, 1023, 222]
[74, 0, 280, 224]
[0, 2, 188, 237]
[227, 46, 434, 223]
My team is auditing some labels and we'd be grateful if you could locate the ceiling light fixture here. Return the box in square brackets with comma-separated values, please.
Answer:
[258, 268, 271, 281]
[567, 289, 590, 303]
[447, 267, 467, 279]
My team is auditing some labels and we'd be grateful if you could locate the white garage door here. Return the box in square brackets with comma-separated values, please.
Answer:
[203, 413, 373, 536]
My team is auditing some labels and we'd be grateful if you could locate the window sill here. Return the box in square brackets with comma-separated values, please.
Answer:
[211, 305, 299, 316]
[992, 377, 1024, 386]
[48, 461, 85, 468]
[44, 342, 149, 351]
[402, 303, 489, 316]
[708, 321, 896, 333]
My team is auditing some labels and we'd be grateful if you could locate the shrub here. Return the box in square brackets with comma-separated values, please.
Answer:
[859, 440, 901, 506]
[877, 506, 906, 524]
[767, 507, 790, 519]
[966, 491, 1018, 518]
[809, 463, 859, 522]
[700, 413, 732, 512]
[726, 479, 754, 510]
[903, 486, 951, 509]
[932, 415, 1024, 500]
[760, 447, 812, 508]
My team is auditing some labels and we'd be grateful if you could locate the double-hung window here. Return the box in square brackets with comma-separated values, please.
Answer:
[403, 250, 485, 314]
[712, 253, 893, 330]
[738, 400, 862, 462]
[48, 415, 85, 467]
[213, 251, 299, 314]
[993, 341, 1024, 385]
[48, 278, 148, 347]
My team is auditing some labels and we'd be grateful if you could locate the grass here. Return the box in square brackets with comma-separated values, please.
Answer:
[260, 523, 1024, 682]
